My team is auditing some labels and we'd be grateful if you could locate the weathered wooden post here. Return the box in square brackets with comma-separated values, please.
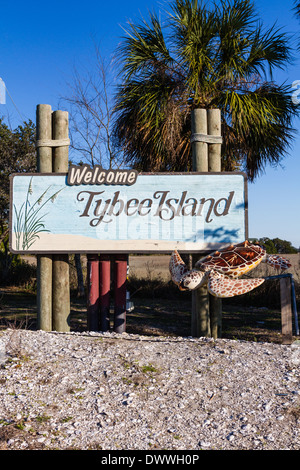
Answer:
[52, 110, 70, 332]
[191, 108, 222, 338]
[191, 109, 210, 337]
[207, 109, 222, 172]
[191, 108, 208, 172]
[36, 104, 52, 331]
[36, 105, 70, 332]
[207, 109, 222, 339]
[280, 277, 293, 345]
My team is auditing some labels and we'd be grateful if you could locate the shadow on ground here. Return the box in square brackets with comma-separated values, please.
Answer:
[1, 287, 298, 344]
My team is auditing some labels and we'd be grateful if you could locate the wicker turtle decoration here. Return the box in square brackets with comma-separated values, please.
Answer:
[169, 240, 291, 298]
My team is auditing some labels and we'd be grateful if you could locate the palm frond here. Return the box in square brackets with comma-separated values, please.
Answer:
[117, 12, 174, 82]
[113, 0, 296, 180]
[220, 82, 297, 179]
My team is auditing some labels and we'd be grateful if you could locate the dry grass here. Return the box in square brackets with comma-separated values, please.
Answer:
[0, 252, 299, 344]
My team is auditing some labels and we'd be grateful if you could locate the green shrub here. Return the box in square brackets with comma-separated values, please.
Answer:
[0, 251, 36, 288]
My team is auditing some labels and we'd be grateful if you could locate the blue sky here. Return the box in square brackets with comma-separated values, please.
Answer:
[1, 0, 300, 248]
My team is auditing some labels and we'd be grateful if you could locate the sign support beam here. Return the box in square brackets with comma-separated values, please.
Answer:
[191, 108, 223, 339]
[36, 105, 70, 332]
[207, 109, 223, 339]
[52, 110, 70, 332]
[36, 104, 53, 331]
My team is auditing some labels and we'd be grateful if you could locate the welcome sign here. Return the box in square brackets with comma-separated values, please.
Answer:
[10, 168, 248, 254]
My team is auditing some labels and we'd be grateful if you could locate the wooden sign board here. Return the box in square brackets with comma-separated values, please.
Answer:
[10, 171, 248, 254]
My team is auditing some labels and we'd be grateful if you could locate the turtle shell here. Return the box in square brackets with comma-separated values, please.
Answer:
[197, 240, 266, 278]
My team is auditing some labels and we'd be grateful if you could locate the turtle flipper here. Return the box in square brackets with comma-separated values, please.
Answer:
[264, 254, 291, 271]
[207, 271, 265, 298]
[169, 250, 188, 286]
[169, 250, 206, 290]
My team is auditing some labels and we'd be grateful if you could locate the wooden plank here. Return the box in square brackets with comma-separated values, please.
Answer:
[280, 277, 293, 345]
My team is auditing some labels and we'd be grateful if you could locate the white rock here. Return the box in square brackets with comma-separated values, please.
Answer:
[0, 328, 299, 450]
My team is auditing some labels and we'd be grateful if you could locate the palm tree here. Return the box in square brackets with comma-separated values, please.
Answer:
[113, 0, 297, 180]
[294, 1, 300, 26]
[293, 1, 300, 49]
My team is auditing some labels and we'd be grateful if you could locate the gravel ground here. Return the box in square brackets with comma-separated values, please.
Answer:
[0, 328, 299, 451]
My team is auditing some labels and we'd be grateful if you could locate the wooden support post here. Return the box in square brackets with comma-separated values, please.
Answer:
[207, 109, 222, 339]
[36, 255, 52, 331]
[52, 254, 71, 331]
[36, 104, 52, 331]
[192, 284, 210, 337]
[207, 109, 222, 172]
[114, 255, 127, 333]
[99, 254, 111, 332]
[191, 108, 223, 338]
[191, 109, 210, 337]
[280, 277, 293, 345]
[191, 108, 208, 171]
[87, 254, 100, 331]
[52, 110, 70, 332]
